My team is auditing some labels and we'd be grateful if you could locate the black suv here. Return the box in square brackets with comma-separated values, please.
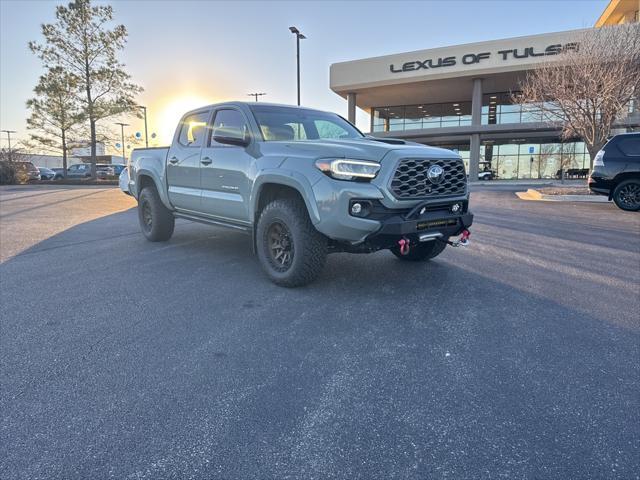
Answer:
[589, 132, 640, 211]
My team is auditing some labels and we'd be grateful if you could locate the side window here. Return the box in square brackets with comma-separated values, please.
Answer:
[618, 137, 640, 157]
[178, 111, 210, 147]
[210, 109, 249, 145]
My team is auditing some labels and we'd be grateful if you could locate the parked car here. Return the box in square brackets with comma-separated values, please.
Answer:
[111, 163, 126, 176]
[51, 168, 65, 179]
[66, 163, 116, 179]
[589, 132, 640, 211]
[11, 161, 40, 182]
[96, 165, 115, 178]
[66, 163, 92, 178]
[124, 102, 473, 287]
[37, 167, 56, 180]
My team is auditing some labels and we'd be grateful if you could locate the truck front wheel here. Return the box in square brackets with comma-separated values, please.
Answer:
[138, 185, 175, 242]
[256, 198, 327, 287]
[390, 239, 447, 261]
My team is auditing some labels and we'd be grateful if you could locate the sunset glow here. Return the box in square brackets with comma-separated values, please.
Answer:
[154, 94, 214, 145]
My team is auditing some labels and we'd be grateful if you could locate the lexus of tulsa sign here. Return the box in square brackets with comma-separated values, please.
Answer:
[389, 43, 579, 73]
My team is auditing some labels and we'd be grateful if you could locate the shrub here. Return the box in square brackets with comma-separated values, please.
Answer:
[0, 161, 17, 185]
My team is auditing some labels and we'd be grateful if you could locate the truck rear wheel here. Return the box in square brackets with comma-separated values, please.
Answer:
[138, 185, 175, 241]
[612, 179, 640, 211]
[256, 198, 327, 287]
[391, 239, 447, 261]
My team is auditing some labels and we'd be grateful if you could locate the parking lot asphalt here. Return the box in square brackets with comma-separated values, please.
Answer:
[1, 184, 639, 479]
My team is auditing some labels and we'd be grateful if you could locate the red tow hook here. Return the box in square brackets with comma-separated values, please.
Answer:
[448, 229, 471, 247]
[459, 229, 470, 246]
[398, 237, 410, 255]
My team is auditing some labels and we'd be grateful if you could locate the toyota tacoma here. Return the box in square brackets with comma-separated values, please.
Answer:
[124, 102, 473, 286]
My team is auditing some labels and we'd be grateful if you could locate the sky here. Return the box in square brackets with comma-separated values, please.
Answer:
[1, 0, 608, 153]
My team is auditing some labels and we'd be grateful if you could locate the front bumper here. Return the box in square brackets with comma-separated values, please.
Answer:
[361, 208, 473, 251]
[311, 175, 471, 244]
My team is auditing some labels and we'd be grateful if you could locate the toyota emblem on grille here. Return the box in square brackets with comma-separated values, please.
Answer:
[427, 165, 444, 184]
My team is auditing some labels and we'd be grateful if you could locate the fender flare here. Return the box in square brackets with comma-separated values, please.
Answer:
[135, 168, 173, 210]
[251, 171, 321, 225]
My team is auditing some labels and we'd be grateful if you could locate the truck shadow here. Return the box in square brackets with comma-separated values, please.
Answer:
[2, 207, 639, 479]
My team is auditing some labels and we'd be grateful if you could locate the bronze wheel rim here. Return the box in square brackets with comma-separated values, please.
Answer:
[266, 221, 294, 272]
[141, 200, 153, 232]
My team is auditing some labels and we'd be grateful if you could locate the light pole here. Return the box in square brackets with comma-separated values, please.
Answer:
[289, 26, 306, 106]
[115, 122, 129, 161]
[1, 129, 16, 162]
[247, 93, 266, 102]
[138, 106, 149, 148]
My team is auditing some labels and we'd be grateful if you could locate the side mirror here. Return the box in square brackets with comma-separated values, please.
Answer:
[213, 127, 250, 147]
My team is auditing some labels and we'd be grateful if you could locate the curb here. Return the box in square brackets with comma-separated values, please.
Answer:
[516, 189, 610, 203]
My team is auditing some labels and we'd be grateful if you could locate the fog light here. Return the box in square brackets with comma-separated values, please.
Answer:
[451, 203, 462, 213]
[351, 202, 363, 215]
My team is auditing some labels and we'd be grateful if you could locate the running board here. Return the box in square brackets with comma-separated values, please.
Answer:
[173, 212, 251, 232]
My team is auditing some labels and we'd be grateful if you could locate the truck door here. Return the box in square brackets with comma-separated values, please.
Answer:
[166, 110, 210, 212]
[199, 108, 254, 223]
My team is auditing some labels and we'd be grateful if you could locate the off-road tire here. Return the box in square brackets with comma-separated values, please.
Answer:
[612, 179, 640, 212]
[138, 185, 175, 241]
[391, 238, 447, 261]
[256, 198, 327, 287]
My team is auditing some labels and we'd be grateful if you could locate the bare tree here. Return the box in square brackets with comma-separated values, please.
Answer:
[517, 23, 640, 169]
[0, 144, 38, 184]
[0, 143, 28, 163]
[29, 0, 142, 179]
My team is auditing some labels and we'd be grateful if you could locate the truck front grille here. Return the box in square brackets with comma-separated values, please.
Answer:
[390, 158, 467, 199]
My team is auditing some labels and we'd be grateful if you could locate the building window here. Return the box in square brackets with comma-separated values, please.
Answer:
[372, 101, 472, 132]
[481, 92, 564, 125]
[483, 140, 589, 179]
[428, 139, 590, 180]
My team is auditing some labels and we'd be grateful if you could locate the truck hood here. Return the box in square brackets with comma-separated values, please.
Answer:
[257, 137, 460, 163]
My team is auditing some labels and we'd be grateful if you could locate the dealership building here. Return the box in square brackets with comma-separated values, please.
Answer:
[330, 0, 640, 180]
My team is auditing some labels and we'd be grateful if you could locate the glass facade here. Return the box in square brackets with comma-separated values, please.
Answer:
[371, 92, 567, 133]
[433, 140, 591, 180]
[481, 92, 563, 125]
[370, 92, 637, 180]
[372, 93, 637, 132]
[372, 102, 472, 132]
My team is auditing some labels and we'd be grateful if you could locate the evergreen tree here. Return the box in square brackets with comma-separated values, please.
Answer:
[29, 0, 142, 178]
[26, 67, 84, 177]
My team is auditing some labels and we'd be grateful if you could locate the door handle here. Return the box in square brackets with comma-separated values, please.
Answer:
[201, 157, 213, 165]
[168, 156, 179, 164]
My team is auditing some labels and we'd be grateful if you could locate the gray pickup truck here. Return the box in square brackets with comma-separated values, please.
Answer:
[125, 102, 473, 286]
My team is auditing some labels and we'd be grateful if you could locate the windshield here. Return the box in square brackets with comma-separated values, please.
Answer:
[250, 105, 363, 142]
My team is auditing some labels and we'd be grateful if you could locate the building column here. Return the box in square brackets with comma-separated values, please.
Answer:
[470, 134, 481, 182]
[469, 78, 483, 182]
[347, 92, 357, 124]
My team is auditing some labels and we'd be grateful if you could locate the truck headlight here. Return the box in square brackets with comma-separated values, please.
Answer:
[315, 159, 380, 181]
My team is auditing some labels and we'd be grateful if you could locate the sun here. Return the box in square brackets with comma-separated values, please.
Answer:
[154, 95, 213, 145]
